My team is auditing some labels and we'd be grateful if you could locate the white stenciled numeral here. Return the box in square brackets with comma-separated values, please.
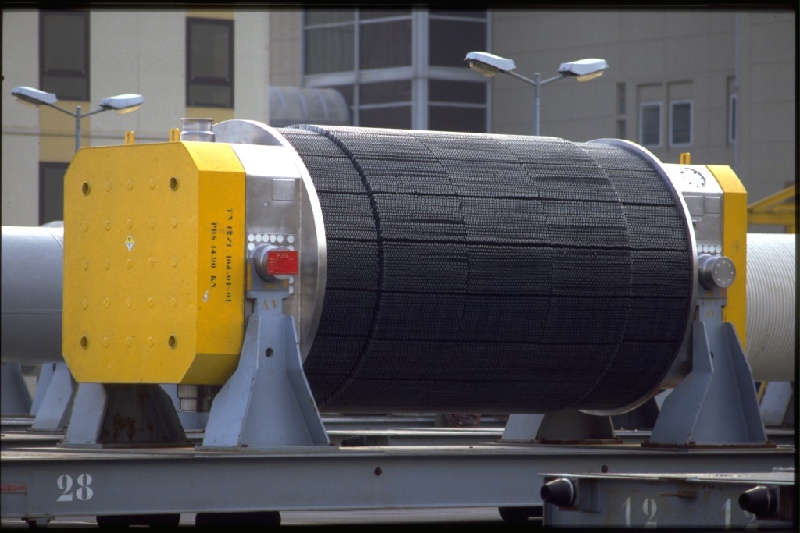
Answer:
[624, 496, 632, 527]
[75, 474, 93, 501]
[722, 498, 731, 528]
[55, 474, 94, 502]
[642, 498, 658, 528]
[723, 498, 761, 529]
[623, 496, 658, 528]
[56, 474, 74, 502]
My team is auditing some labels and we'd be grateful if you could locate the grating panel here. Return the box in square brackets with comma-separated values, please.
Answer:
[281, 126, 693, 414]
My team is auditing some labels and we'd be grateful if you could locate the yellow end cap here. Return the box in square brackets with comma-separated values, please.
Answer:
[706, 165, 747, 348]
[62, 141, 246, 384]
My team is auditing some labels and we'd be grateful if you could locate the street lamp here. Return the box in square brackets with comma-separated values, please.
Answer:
[11, 86, 144, 152]
[465, 51, 608, 136]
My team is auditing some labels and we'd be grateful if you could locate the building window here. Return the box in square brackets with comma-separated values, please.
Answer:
[639, 102, 661, 147]
[428, 79, 486, 133]
[40, 11, 90, 101]
[359, 80, 412, 128]
[304, 10, 355, 74]
[360, 16, 412, 70]
[303, 8, 488, 132]
[670, 100, 692, 146]
[728, 93, 737, 145]
[616, 83, 626, 115]
[39, 162, 69, 225]
[428, 11, 487, 68]
[187, 18, 233, 108]
[616, 119, 627, 140]
[616, 83, 627, 140]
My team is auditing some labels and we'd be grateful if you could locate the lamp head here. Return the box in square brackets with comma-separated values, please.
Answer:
[100, 93, 144, 114]
[465, 51, 516, 77]
[558, 58, 608, 82]
[11, 86, 58, 108]
[575, 71, 604, 82]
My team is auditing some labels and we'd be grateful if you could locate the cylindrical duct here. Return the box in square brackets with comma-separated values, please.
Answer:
[746, 233, 796, 382]
[1, 224, 64, 363]
[279, 126, 695, 414]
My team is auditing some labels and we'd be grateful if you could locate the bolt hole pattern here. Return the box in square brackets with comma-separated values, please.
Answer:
[168, 335, 177, 348]
[82, 182, 91, 195]
[170, 177, 179, 191]
[80, 336, 88, 349]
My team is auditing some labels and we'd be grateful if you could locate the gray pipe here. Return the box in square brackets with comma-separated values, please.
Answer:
[1, 224, 64, 363]
[1, 228, 795, 387]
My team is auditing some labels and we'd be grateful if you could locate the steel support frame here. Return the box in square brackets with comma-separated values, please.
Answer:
[542, 471, 796, 528]
[1, 443, 793, 522]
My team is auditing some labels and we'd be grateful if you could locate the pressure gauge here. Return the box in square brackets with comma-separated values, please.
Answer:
[679, 167, 707, 188]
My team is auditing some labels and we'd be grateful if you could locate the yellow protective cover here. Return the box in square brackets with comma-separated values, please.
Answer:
[706, 165, 748, 349]
[62, 141, 246, 384]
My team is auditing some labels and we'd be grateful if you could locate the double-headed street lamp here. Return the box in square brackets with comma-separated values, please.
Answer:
[11, 86, 144, 152]
[465, 51, 608, 136]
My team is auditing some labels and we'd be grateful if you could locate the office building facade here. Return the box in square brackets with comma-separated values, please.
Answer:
[2, 8, 794, 226]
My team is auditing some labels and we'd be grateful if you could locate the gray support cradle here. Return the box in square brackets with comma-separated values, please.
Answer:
[647, 299, 768, 446]
[501, 411, 617, 444]
[30, 363, 54, 415]
[502, 296, 770, 447]
[29, 363, 75, 432]
[0, 363, 32, 416]
[201, 290, 329, 448]
[759, 382, 794, 427]
[62, 383, 187, 447]
[59, 289, 328, 449]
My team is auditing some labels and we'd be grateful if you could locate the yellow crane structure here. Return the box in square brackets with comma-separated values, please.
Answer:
[748, 184, 797, 233]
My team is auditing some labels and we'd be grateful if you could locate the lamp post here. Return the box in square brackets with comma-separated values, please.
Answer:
[465, 51, 608, 136]
[11, 86, 144, 152]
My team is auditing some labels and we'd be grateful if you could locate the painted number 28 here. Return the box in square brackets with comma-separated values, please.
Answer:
[56, 474, 94, 502]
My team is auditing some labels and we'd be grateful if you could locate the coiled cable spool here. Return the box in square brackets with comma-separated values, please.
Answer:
[745, 233, 796, 382]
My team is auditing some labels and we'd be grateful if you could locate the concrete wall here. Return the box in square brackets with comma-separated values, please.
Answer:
[91, 11, 185, 145]
[736, 12, 796, 203]
[490, 10, 795, 204]
[3, 10, 43, 226]
[234, 10, 271, 122]
[3, 8, 793, 226]
[269, 9, 303, 87]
